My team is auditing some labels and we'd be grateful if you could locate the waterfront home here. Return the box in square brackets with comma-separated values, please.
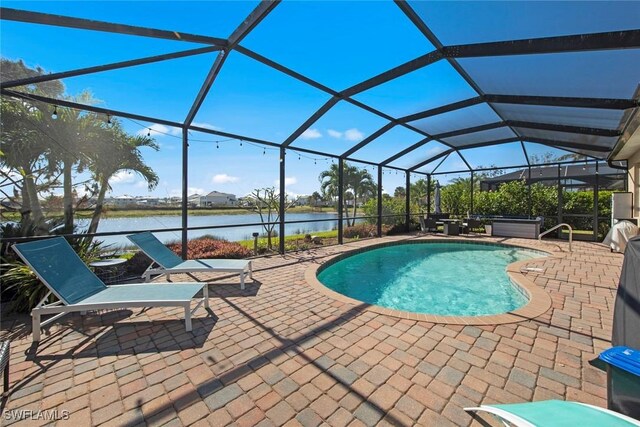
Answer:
[200, 191, 238, 207]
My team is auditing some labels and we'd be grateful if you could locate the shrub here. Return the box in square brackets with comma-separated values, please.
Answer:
[126, 251, 153, 275]
[168, 238, 251, 259]
[385, 223, 412, 235]
[343, 224, 377, 239]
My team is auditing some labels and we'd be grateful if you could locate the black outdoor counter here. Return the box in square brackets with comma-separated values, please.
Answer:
[490, 218, 541, 239]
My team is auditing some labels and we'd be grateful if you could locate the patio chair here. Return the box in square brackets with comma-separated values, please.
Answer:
[0, 341, 9, 397]
[126, 232, 252, 289]
[418, 216, 438, 234]
[462, 218, 483, 234]
[464, 400, 640, 427]
[13, 237, 209, 342]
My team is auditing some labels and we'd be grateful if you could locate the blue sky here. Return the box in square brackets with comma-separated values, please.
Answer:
[2, 1, 638, 198]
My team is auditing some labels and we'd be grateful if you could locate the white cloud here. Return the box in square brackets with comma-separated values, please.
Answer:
[191, 121, 222, 131]
[212, 174, 239, 184]
[274, 176, 297, 187]
[109, 171, 136, 184]
[137, 123, 181, 137]
[74, 186, 91, 197]
[327, 129, 343, 139]
[344, 128, 364, 142]
[300, 128, 322, 140]
[325, 128, 364, 142]
[426, 145, 445, 156]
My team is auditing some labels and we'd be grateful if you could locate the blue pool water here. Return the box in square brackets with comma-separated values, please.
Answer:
[317, 242, 544, 316]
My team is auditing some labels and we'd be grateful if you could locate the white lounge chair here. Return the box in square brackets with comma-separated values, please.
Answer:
[13, 237, 209, 342]
[465, 400, 640, 427]
[127, 232, 253, 289]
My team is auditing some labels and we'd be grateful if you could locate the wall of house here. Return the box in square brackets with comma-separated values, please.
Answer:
[200, 195, 237, 206]
[628, 150, 640, 220]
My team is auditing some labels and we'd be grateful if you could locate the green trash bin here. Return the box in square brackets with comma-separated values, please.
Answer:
[599, 346, 640, 420]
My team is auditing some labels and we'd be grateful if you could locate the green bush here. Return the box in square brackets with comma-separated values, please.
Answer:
[362, 196, 420, 226]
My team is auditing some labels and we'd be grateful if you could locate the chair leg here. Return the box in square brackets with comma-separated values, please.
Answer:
[240, 272, 245, 290]
[248, 262, 253, 280]
[184, 306, 192, 332]
[32, 311, 41, 343]
[203, 284, 210, 309]
[3, 359, 8, 397]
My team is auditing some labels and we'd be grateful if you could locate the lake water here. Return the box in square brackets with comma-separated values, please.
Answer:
[76, 212, 350, 248]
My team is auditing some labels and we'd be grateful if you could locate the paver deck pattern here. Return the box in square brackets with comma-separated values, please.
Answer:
[0, 235, 623, 426]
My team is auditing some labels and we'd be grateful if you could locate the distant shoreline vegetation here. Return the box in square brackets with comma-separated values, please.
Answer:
[1, 206, 337, 221]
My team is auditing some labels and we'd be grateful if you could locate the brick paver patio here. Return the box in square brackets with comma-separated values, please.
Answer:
[0, 235, 623, 426]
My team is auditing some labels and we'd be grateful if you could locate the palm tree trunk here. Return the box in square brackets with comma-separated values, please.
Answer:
[352, 194, 358, 227]
[62, 159, 74, 233]
[87, 176, 109, 234]
[343, 197, 351, 228]
[21, 162, 47, 235]
[19, 185, 33, 236]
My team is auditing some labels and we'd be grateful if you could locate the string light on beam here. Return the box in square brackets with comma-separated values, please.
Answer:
[51, 105, 58, 120]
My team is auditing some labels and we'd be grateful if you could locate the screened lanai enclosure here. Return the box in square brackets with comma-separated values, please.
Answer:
[1, 1, 639, 254]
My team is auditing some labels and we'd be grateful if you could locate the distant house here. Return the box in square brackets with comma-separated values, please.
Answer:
[200, 191, 237, 207]
[105, 195, 136, 207]
[188, 194, 202, 208]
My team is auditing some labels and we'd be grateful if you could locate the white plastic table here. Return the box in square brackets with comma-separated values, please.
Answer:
[90, 258, 127, 284]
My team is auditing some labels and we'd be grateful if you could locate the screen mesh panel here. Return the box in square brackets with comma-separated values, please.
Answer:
[354, 61, 477, 119]
[493, 104, 628, 131]
[408, 1, 640, 45]
[409, 103, 502, 135]
[458, 50, 640, 99]
[443, 127, 517, 148]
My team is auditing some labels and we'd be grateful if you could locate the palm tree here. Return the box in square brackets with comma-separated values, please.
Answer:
[410, 179, 431, 211]
[347, 166, 375, 226]
[319, 163, 340, 202]
[0, 59, 66, 235]
[310, 191, 323, 208]
[0, 98, 50, 234]
[45, 92, 102, 233]
[394, 186, 406, 198]
[86, 121, 159, 234]
[318, 162, 376, 226]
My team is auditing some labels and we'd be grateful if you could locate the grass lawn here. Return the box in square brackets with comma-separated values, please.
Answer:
[237, 229, 339, 250]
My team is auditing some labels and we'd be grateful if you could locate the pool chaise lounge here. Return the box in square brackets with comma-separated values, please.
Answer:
[464, 400, 640, 427]
[127, 232, 253, 289]
[13, 237, 209, 343]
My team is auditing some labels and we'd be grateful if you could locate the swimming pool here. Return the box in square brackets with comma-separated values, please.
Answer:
[316, 242, 545, 317]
